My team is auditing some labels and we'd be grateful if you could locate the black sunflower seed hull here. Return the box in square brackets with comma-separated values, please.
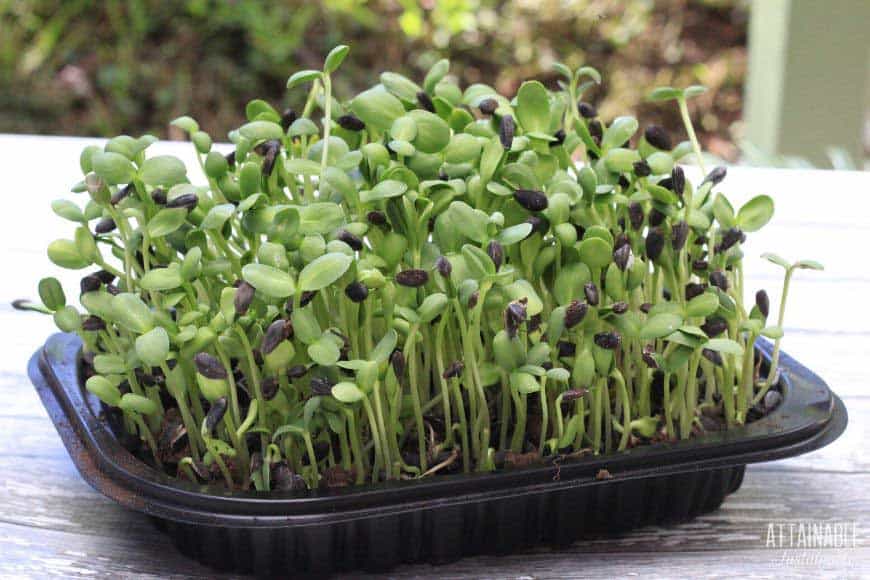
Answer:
[95, 217, 117, 234]
[526, 215, 550, 235]
[151, 188, 168, 205]
[345, 281, 369, 303]
[644, 125, 672, 150]
[261, 377, 279, 401]
[287, 365, 308, 380]
[671, 221, 689, 251]
[166, 193, 198, 210]
[299, 290, 318, 308]
[337, 114, 366, 132]
[80, 275, 102, 294]
[709, 270, 729, 291]
[685, 282, 707, 301]
[613, 244, 632, 271]
[584, 282, 600, 306]
[633, 160, 652, 177]
[260, 140, 280, 177]
[195, 352, 228, 379]
[645, 230, 665, 261]
[416, 91, 435, 113]
[487, 241, 504, 270]
[478, 98, 498, 115]
[588, 120, 603, 142]
[390, 350, 406, 377]
[628, 202, 644, 230]
[671, 166, 686, 196]
[111, 184, 134, 205]
[642, 349, 659, 369]
[717, 227, 743, 253]
[756, 290, 770, 318]
[594, 331, 621, 350]
[261, 320, 288, 355]
[366, 210, 387, 226]
[338, 229, 364, 251]
[94, 270, 116, 284]
[395, 269, 429, 287]
[514, 189, 548, 212]
[205, 397, 228, 433]
[499, 115, 515, 149]
[702, 349, 724, 366]
[504, 301, 527, 338]
[578, 102, 597, 119]
[280, 108, 298, 131]
[564, 300, 589, 329]
[703, 166, 727, 186]
[436, 256, 452, 278]
[557, 341, 576, 357]
[234, 282, 256, 316]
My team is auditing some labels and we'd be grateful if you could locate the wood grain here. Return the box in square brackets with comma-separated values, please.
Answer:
[1, 136, 868, 577]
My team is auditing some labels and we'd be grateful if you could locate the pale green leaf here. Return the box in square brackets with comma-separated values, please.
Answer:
[298, 252, 352, 291]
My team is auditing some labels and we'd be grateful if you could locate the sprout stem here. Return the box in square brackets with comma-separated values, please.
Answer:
[538, 377, 548, 454]
[677, 96, 706, 174]
[612, 369, 631, 451]
[753, 266, 795, 405]
[403, 322, 428, 471]
[320, 73, 333, 178]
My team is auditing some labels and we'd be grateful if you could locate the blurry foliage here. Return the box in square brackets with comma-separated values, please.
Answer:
[0, 0, 747, 158]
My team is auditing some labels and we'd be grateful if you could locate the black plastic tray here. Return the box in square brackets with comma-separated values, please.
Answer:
[28, 333, 847, 575]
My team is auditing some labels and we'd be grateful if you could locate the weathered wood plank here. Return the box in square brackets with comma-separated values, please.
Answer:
[4, 518, 866, 580]
[374, 547, 870, 579]
[4, 532, 868, 580]
[0, 522, 229, 579]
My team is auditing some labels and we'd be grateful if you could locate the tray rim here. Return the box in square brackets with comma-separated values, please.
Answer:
[29, 332, 847, 528]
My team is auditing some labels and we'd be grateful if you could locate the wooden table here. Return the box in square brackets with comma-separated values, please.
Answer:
[1, 134, 867, 578]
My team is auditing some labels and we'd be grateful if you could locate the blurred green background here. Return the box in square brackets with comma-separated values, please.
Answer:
[0, 0, 747, 159]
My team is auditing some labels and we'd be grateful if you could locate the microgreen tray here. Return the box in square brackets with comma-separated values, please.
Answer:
[29, 332, 846, 575]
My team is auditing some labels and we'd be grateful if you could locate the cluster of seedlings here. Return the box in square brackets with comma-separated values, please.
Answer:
[20, 46, 822, 491]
